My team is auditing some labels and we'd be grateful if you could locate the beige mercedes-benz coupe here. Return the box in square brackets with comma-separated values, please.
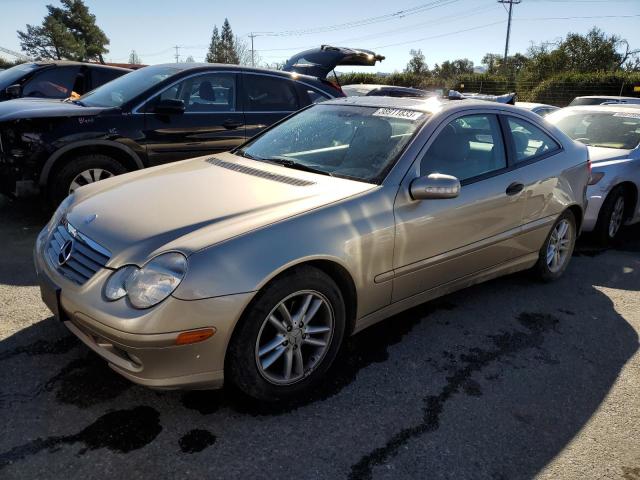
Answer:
[35, 96, 589, 401]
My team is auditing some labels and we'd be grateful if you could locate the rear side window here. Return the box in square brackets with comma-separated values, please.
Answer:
[420, 114, 507, 181]
[23, 66, 80, 98]
[506, 117, 560, 163]
[90, 68, 127, 90]
[243, 74, 299, 111]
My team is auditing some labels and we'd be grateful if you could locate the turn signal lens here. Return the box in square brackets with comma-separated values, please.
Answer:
[588, 172, 605, 185]
[176, 328, 216, 345]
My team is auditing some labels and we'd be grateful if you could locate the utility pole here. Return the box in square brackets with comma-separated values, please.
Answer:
[174, 45, 180, 63]
[498, 0, 521, 67]
[249, 33, 256, 67]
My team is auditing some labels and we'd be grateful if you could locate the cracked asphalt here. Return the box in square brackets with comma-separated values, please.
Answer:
[1, 196, 639, 480]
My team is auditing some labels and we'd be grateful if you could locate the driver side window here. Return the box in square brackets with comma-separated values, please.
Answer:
[149, 73, 236, 112]
[420, 114, 507, 182]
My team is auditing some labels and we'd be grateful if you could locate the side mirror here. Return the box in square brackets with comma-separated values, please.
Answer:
[152, 98, 185, 114]
[5, 84, 21, 98]
[410, 173, 461, 200]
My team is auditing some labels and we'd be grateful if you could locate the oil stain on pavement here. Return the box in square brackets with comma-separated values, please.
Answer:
[0, 406, 161, 469]
[179, 429, 217, 453]
[348, 312, 560, 480]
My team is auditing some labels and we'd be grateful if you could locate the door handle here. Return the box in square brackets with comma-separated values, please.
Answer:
[506, 182, 524, 196]
[223, 120, 244, 130]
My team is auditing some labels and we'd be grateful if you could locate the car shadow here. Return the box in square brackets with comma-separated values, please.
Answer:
[0, 196, 49, 287]
[0, 238, 638, 478]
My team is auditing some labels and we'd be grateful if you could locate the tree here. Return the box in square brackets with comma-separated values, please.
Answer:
[219, 18, 239, 64]
[184, 55, 195, 63]
[17, 0, 109, 62]
[433, 58, 474, 78]
[482, 52, 529, 76]
[235, 35, 259, 66]
[405, 49, 429, 75]
[128, 50, 141, 64]
[205, 26, 220, 63]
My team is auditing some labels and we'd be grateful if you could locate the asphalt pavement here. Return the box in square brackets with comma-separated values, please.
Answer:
[1, 196, 639, 480]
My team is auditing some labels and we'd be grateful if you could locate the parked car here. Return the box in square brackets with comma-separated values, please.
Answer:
[34, 96, 589, 401]
[569, 96, 640, 106]
[516, 101, 560, 117]
[342, 84, 437, 98]
[0, 47, 383, 203]
[0, 61, 131, 102]
[546, 105, 640, 243]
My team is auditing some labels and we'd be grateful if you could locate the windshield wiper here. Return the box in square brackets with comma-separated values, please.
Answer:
[263, 156, 334, 177]
[236, 150, 262, 161]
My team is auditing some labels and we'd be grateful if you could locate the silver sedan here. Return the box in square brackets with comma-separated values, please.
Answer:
[547, 105, 640, 243]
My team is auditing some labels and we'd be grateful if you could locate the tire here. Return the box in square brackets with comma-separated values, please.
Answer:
[532, 210, 577, 282]
[49, 154, 127, 207]
[593, 185, 627, 245]
[226, 266, 346, 402]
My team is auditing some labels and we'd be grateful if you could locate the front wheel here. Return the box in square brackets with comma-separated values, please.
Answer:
[532, 210, 576, 281]
[226, 266, 346, 402]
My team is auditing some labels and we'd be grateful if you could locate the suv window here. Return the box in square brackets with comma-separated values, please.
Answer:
[90, 67, 127, 91]
[507, 117, 560, 163]
[243, 74, 299, 111]
[298, 86, 329, 105]
[23, 66, 80, 98]
[155, 73, 236, 112]
[420, 114, 507, 181]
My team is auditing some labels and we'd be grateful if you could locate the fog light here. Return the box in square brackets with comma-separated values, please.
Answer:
[176, 328, 216, 345]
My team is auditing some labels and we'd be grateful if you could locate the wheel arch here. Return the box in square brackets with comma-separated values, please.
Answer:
[40, 140, 144, 187]
[566, 203, 584, 232]
[617, 181, 638, 219]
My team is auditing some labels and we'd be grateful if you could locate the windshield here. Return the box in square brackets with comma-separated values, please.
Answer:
[79, 65, 182, 108]
[569, 97, 612, 106]
[550, 111, 640, 149]
[237, 104, 427, 183]
[0, 63, 40, 88]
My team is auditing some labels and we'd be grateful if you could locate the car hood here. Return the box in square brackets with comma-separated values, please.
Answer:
[0, 97, 109, 121]
[66, 152, 375, 267]
[587, 146, 633, 163]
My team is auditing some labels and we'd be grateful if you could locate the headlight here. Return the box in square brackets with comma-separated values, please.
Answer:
[104, 252, 187, 309]
[47, 194, 74, 234]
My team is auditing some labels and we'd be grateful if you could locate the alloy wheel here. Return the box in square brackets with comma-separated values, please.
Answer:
[608, 196, 625, 239]
[255, 290, 334, 385]
[69, 168, 115, 194]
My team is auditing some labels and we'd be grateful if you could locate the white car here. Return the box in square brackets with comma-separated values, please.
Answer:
[547, 105, 640, 243]
[569, 96, 640, 107]
[516, 102, 560, 117]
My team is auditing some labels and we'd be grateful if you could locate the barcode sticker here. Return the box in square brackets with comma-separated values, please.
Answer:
[373, 108, 423, 121]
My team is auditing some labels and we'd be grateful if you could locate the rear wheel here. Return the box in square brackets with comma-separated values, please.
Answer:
[594, 186, 627, 245]
[226, 266, 346, 402]
[532, 210, 576, 281]
[49, 154, 127, 206]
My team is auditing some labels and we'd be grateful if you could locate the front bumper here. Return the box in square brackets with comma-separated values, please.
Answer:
[34, 228, 254, 390]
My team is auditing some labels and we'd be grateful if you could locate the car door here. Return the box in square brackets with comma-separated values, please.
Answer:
[142, 71, 245, 165]
[241, 73, 304, 139]
[392, 111, 529, 302]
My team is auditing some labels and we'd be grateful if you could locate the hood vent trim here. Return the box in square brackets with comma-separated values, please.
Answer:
[206, 158, 315, 187]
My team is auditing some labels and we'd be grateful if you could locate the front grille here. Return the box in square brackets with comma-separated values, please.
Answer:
[46, 220, 111, 285]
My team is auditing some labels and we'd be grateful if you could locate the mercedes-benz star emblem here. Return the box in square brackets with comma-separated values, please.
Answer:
[58, 240, 74, 266]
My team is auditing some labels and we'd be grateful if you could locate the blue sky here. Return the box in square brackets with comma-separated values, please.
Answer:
[1, 0, 639, 72]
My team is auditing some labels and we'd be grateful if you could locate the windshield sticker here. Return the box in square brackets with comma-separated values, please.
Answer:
[373, 108, 423, 121]
[613, 112, 640, 119]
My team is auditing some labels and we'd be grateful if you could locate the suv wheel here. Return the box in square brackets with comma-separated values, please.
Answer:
[532, 210, 576, 281]
[226, 266, 346, 402]
[50, 154, 127, 206]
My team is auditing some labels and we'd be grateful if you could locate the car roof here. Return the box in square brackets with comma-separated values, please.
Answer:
[151, 62, 324, 83]
[322, 95, 521, 114]
[516, 102, 554, 109]
[30, 60, 131, 72]
[559, 105, 640, 114]
[574, 95, 639, 100]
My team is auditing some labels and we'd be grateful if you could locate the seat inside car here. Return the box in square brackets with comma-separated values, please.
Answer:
[339, 117, 392, 175]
